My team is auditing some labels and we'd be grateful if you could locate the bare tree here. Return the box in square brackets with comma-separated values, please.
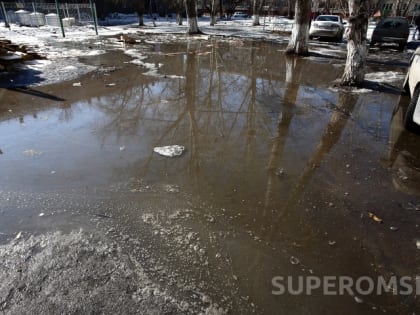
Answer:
[285, 0, 311, 56]
[287, 0, 295, 19]
[252, 0, 265, 26]
[403, 0, 413, 16]
[137, 0, 145, 26]
[392, 0, 403, 16]
[184, 0, 202, 34]
[175, 0, 184, 25]
[207, 0, 218, 26]
[341, 0, 369, 86]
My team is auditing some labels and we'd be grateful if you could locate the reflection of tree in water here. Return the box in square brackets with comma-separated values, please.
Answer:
[86, 39, 355, 201]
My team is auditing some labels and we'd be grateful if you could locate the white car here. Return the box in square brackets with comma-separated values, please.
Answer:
[403, 46, 420, 133]
[309, 15, 345, 42]
[232, 12, 248, 19]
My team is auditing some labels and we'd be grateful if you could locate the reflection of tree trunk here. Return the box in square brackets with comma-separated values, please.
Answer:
[185, 43, 201, 178]
[267, 92, 358, 243]
[285, 92, 358, 210]
[264, 56, 302, 208]
[286, 0, 311, 56]
[341, 0, 369, 86]
[247, 42, 258, 164]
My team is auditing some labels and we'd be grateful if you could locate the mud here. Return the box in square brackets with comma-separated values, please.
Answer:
[0, 34, 419, 314]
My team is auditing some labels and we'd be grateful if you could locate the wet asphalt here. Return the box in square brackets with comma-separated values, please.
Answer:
[0, 34, 419, 314]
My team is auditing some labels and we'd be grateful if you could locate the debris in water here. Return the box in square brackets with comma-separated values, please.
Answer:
[106, 83, 116, 87]
[39, 213, 45, 217]
[119, 145, 125, 151]
[275, 168, 286, 177]
[389, 226, 398, 231]
[153, 145, 185, 157]
[328, 240, 336, 246]
[354, 296, 363, 304]
[22, 149, 43, 157]
[368, 212, 383, 223]
[290, 256, 300, 265]
[416, 240, 420, 250]
[15, 231, 22, 240]
[72, 82, 82, 87]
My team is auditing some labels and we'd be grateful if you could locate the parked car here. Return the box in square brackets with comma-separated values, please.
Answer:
[370, 16, 410, 51]
[309, 15, 345, 42]
[402, 46, 420, 133]
[389, 100, 420, 196]
[232, 12, 248, 19]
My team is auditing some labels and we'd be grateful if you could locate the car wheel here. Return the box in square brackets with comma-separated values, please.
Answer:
[370, 40, 376, 47]
[309, 35, 313, 40]
[404, 87, 420, 133]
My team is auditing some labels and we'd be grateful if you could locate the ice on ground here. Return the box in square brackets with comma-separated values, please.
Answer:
[0, 230, 216, 314]
[365, 71, 406, 83]
[154, 145, 185, 157]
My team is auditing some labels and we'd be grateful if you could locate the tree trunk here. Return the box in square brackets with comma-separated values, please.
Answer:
[393, 0, 403, 16]
[176, 0, 183, 25]
[184, 0, 201, 34]
[285, 0, 311, 56]
[325, 0, 331, 14]
[403, 0, 413, 16]
[210, 0, 217, 26]
[341, 0, 369, 86]
[252, 0, 264, 26]
[287, 0, 294, 19]
[137, 0, 145, 26]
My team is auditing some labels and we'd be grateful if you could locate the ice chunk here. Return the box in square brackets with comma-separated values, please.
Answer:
[153, 145, 185, 157]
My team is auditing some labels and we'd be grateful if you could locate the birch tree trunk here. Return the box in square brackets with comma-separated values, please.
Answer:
[285, 0, 311, 56]
[210, 0, 217, 26]
[252, 0, 264, 26]
[341, 0, 369, 86]
[184, 0, 201, 34]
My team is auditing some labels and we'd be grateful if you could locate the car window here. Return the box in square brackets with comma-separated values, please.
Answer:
[379, 19, 408, 29]
[317, 16, 339, 22]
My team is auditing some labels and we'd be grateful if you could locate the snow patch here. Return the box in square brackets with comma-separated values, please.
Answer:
[365, 71, 405, 83]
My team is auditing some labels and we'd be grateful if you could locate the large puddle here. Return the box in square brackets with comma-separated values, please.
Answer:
[0, 38, 419, 314]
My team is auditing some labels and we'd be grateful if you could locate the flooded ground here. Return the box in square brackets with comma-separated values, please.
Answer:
[0, 35, 419, 314]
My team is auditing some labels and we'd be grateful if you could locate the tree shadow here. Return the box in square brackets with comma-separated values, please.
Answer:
[0, 67, 47, 88]
[6, 86, 65, 102]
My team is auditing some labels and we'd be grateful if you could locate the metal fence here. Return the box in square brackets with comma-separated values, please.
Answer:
[0, 2, 97, 28]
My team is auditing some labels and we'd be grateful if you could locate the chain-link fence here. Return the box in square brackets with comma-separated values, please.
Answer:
[0, 2, 97, 28]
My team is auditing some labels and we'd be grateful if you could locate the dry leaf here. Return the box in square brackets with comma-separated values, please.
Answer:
[368, 212, 383, 223]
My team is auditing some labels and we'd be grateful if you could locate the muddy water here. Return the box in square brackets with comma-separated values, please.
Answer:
[0, 38, 419, 314]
